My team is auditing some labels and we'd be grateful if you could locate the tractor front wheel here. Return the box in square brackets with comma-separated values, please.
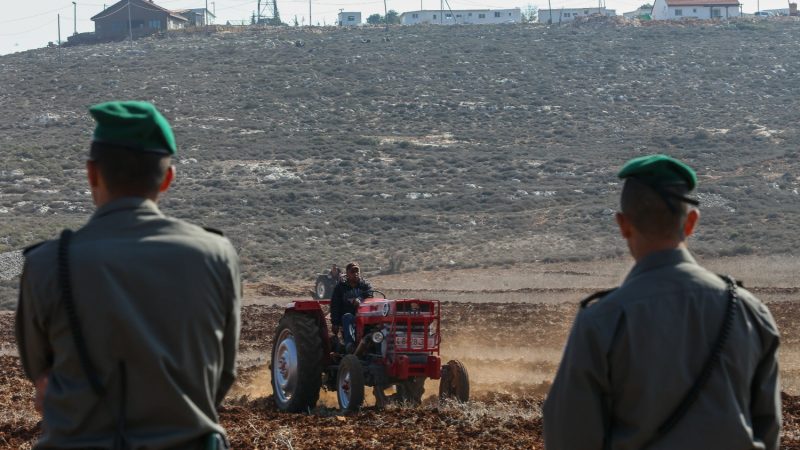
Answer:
[439, 360, 469, 403]
[271, 312, 323, 412]
[337, 355, 365, 412]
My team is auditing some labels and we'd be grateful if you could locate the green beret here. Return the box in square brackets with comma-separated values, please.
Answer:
[89, 101, 176, 155]
[618, 154, 697, 190]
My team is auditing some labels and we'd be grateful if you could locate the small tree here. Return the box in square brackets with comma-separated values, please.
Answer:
[367, 13, 383, 24]
[386, 10, 401, 24]
[522, 3, 538, 22]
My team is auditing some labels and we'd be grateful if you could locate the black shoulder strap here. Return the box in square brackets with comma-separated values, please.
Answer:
[23, 241, 46, 256]
[641, 274, 739, 448]
[202, 226, 224, 236]
[58, 229, 106, 397]
[580, 288, 616, 309]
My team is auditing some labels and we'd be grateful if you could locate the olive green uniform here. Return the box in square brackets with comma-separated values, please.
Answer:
[17, 197, 241, 449]
[543, 248, 780, 450]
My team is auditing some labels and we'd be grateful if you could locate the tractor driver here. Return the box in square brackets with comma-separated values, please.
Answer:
[330, 262, 373, 352]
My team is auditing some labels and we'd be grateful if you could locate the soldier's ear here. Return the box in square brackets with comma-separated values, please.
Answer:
[683, 208, 700, 239]
[158, 165, 175, 193]
[86, 160, 100, 188]
[616, 212, 633, 240]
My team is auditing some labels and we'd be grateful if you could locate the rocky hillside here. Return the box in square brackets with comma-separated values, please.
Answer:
[1, 20, 799, 304]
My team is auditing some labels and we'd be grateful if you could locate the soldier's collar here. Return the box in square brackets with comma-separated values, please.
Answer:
[92, 197, 163, 220]
[624, 247, 697, 283]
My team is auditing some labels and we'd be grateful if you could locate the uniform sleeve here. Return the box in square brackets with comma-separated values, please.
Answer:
[16, 264, 53, 382]
[216, 248, 241, 406]
[330, 283, 343, 326]
[750, 330, 781, 450]
[543, 311, 612, 450]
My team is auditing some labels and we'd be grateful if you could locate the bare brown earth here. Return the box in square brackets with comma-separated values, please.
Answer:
[2, 255, 800, 448]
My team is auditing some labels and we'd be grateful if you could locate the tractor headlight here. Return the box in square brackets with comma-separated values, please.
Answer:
[371, 331, 385, 343]
[428, 322, 436, 337]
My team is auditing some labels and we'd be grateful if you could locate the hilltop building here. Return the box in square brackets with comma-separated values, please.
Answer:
[759, 7, 791, 14]
[175, 8, 216, 26]
[623, 5, 653, 18]
[399, 8, 521, 25]
[650, 0, 741, 19]
[91, 0, 190, 41]
[338, 11, 362, 26]
[538, 7, 616, 23]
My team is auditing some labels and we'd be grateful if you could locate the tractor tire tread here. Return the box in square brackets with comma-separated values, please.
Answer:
[271, 311, 323, 412]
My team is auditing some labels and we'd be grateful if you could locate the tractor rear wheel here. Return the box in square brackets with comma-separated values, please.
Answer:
[271, 311, 323, 412]
[337, 355, 365, 412]
[439, 360, 469, 403]
[314, 277, 328, 300]
[396, 377, 425, 405]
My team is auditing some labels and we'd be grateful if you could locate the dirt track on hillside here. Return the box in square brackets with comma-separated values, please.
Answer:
[3, 298, 800, 448]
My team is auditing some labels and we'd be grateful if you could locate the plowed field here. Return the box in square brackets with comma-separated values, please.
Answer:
[3, 294, 800, 449]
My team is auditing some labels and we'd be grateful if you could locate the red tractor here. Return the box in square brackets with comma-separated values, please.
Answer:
[270, 294, 470, 412]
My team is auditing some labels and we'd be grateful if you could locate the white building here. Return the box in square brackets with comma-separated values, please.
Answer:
[399, 8, 521, 25]
[538, 7, 616, 23]
[651, 0, 740, 19]
[337, 11, 362, 26]
[623, 5, 652, 18]
[761, 7, 790, 15]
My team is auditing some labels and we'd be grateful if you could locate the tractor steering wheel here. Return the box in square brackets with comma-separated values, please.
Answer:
[370, 290, 387, 299]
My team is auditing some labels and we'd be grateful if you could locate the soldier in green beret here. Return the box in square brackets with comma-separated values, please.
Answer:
[543, 155, 780, 450]
[16, 101, 241, 449]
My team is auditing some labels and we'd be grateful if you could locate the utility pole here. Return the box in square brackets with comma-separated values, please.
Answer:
[309, 0, 312, 26]
[205, 0, 208, 25]
[384, 0, 389, 30]
[72, 2, 77, 35]
[57, 14, 63, 63]
[128, 0, 133, 44]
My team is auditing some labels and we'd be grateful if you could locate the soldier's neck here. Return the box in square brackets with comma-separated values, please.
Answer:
[631, 240, 687, 263]
[92, 188, 159, 209]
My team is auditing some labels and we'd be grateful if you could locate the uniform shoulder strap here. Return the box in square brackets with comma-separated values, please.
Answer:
[23, 241, 46, 256]
[580, 288, 616, 309]
[58, 229, 106, 397]
[202, 226, 224, 236]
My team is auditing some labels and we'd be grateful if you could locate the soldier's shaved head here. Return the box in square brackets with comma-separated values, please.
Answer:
[90, 143, 171, 198]
[620, 177, 690, 241]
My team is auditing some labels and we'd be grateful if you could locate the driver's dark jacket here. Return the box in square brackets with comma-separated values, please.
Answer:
[330, 278, 373, 326]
